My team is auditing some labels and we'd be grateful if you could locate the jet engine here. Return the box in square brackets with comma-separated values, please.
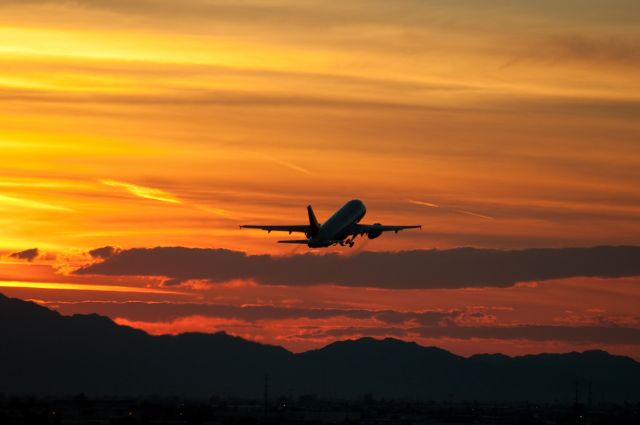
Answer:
[367, 223, 383, 239]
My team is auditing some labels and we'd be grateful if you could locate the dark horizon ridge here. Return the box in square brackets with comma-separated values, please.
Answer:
[2, 292, 639, 402]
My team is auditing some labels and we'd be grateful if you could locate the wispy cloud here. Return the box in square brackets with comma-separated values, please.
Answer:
[100, 180, 235, 221]
[100, 179, 181, 204]
[193, 204, 235, 219]
[0, 193, 71, 211]
[0, 178, 87, 189]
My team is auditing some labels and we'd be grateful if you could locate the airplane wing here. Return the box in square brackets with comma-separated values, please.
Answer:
[277, 239, 310, 244]
[353, 224, 421, 234]
[240, 225, 310, 234]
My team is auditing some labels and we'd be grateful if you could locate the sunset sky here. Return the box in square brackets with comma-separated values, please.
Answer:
[1, 1, 639, 358]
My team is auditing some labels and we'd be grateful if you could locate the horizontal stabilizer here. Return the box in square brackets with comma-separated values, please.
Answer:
[277, 240, 309, 244]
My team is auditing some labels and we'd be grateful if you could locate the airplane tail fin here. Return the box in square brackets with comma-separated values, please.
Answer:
[307, 205, 320, 236]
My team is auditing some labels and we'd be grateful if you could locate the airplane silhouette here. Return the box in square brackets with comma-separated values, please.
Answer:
[241, 199, 421, 248]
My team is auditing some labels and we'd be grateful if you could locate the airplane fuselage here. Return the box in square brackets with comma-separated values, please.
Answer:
[240, 199, 420, 248]
[308, 199, 366, 247]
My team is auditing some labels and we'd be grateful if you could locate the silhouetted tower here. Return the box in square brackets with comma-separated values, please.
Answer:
[264, 374, 269, 417]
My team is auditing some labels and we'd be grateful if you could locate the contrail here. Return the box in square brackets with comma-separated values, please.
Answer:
[408, 199, 493, 220]
[407, 199, 440, 208]
[453, 208, 494, 220]
[264, 155, 313, 176]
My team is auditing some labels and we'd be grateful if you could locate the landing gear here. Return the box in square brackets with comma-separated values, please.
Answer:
[344, 234, 358, 248]
[337, 234, 359, 248]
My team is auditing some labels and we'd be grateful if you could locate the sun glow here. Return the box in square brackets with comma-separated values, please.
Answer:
[0, 280, 184, 295]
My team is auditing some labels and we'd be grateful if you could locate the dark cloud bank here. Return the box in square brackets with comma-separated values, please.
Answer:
[88, 245, 119, 259]
[300, 324, 640, 346]
[77, 245, 640, 289]
[9, 248, 39, 262]
[50, 301, 470, 326]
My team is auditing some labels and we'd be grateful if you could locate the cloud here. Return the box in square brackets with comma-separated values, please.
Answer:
[546, 33, 640, 67]
[57, 301, 361, 322]
[46, 300, 467, 324]
[373, 310, 463, 326]
[291, 324, 640, 346]
[553, 311, 640, 327]
[0, 194, 70, 212]
[76, 245, 640, 289]
[9, 248, 39, 262]
[43, 300, 640, 346]
[3, 85, 640, 123]
[412, 324, 640, 345]
[88, 246, 119, 259]
[0, 86, 461, 113]
[100, 179, 181, 204]
[296, 326, 410, 340]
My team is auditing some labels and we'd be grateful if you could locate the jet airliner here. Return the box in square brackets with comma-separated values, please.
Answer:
[240, 199, 421, 248]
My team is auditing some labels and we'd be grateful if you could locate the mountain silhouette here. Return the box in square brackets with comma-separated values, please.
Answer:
[1, 293, 638, 402]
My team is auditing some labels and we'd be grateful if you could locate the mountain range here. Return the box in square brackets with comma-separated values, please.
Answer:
[1, 293, 638, 402]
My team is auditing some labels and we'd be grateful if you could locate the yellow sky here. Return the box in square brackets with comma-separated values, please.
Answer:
[0, 0, 639, 255]
[2, 1, 640, 361]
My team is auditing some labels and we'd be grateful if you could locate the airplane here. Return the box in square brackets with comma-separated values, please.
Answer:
[240, 199, 421, 248]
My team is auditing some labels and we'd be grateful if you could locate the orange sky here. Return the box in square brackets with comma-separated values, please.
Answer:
[1, 1, 639, 358]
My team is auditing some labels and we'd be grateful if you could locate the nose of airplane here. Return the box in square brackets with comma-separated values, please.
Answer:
[350, 199, 366, 209]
